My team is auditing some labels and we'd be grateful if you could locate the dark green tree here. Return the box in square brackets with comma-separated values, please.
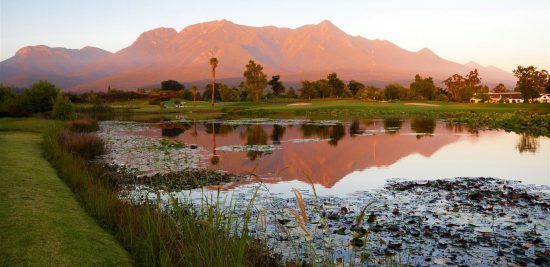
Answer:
[383, 84, 404, 100]
[0, 85, 16, 116]
[314, 79, 330, 98]
[348, 80, 365, 96]
[268, 75, 285, 96]
[161, 80, 184, 91]
[286, 87, 298, 98]
[181, 89, 194, 101]
[299, 80, 319, 99]
[21, 80, 60, 113]
[219, 85, 240, 102]
[203, 83, 221, 101]
[327, 73, 346, 97]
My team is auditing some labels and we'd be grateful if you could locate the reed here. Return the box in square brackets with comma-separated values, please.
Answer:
[42, 125, 276, 266]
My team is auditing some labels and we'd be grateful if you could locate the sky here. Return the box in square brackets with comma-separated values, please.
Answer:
[1, 0, 549, 72]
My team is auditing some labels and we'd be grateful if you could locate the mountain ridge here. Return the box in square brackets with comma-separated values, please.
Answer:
[0, 19, 515, 92]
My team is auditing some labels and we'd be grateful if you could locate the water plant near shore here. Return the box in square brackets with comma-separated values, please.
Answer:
[42, 122, 278, 266]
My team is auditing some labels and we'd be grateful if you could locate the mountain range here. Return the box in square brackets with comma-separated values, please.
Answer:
[0, 20, 515, 92]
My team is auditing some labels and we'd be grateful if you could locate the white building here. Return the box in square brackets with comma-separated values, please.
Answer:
[470, 92, 523, 103]
[537, 94, 550, 103]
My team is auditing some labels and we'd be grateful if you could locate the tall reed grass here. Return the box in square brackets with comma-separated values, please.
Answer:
[66, 118, 99, 132]
[42, 124, 276, 266]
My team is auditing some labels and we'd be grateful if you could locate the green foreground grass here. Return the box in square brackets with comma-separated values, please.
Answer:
[0, 123, 132, 266]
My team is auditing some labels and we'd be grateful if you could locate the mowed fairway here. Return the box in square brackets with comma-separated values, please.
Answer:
[0, 131, 132, 266]
[95, 99, 550, 115]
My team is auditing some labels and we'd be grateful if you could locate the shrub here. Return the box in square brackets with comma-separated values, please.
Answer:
[20, 80, 60, 114]
[67, 118, 99, 132]
[148, 99, 161, 105]
[58, 130, 105, 159]
[52, 94, 75, 120]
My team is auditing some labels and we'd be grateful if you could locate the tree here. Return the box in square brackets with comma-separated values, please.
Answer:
[268, 75, 285, 96]
[219, 85, 240, 102]
[443, 74, 464, 101]
[242, 60, 267, 102]
[299, 80, 319, 99]
[203, 83, 221, 101]
[383, 84, 404, 100]
[52, 93, 75, 120]
[327, 73, 346, 97]
[286, 87, 298, 99]
[348, 80, 365, 96]
[181, 89, 193, 101]
[492, 83, 507, 93]
[443, 69, 482, 102]
[355, 86, 380, 100]
[0, 85, 15, 115]
[314, 79, 330, 98]
[161, 80, 184, 91]
[513, 65, 549, 101]
[191, 85, 198, 102]
[209, 57, 218, 106]
[465, 69, 483, 93]
[21, 80, 60, 113]
[410, 74, 437, 100]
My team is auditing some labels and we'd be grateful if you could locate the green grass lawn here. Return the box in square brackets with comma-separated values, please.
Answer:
[0, 129, 132, 266]
[0, 117, 63, 133]
[86, 99, 550, 115]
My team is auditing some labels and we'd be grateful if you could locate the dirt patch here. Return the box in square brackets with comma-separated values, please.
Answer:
[405, 102, 440, 107]
[287, 102, 312, 106]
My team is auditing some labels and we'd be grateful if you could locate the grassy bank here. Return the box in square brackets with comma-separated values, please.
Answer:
[0, 130, 132, 266]
[38, 119, 275, 266]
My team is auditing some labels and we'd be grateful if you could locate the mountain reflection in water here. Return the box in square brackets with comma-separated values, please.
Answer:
[138, 118, 549, 193]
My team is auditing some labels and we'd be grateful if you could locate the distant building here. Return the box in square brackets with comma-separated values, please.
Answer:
[537, 94, 550, 103]
[470, 92, 523, 103]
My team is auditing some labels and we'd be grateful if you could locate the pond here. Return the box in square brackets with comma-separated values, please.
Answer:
[99, 117, 549, 195]
[97, 117, 550, 265]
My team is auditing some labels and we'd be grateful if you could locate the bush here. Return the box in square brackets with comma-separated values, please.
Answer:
[20, 80, 60, 114]
[52, 94, 75, 120]
[67, 118, 99, 132]
[58, 130, 105, 159]
[148, 99, 161, 105]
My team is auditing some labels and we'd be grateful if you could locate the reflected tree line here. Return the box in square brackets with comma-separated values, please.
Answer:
[157, 117, 540, 163]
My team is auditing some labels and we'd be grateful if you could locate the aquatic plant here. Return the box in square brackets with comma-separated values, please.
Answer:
[66, 118, 99, 132]
[43, 124, 278, 266]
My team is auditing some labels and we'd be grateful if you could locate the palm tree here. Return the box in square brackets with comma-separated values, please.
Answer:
[209, 57, 218, 106]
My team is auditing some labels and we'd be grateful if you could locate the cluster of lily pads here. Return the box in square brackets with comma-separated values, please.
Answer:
[96, 121, 211, 177]
[131, 177, 549, 266]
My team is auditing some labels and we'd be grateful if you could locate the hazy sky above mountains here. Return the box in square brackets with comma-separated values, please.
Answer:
[1, 0, 548, 71]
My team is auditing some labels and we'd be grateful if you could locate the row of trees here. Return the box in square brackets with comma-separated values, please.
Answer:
[204, 59, 549, 103]
[155, 58, 550, 104]
[0, 81, 74, 119]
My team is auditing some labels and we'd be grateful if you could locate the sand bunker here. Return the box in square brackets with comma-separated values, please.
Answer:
[287, 102, 312, 106]
[404, 102, 440, 107]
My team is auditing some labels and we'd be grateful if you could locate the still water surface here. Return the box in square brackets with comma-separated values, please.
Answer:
[129, 118, 549, 196]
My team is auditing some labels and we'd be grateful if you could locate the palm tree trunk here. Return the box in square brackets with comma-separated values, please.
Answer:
[211, 69, 215, 106]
